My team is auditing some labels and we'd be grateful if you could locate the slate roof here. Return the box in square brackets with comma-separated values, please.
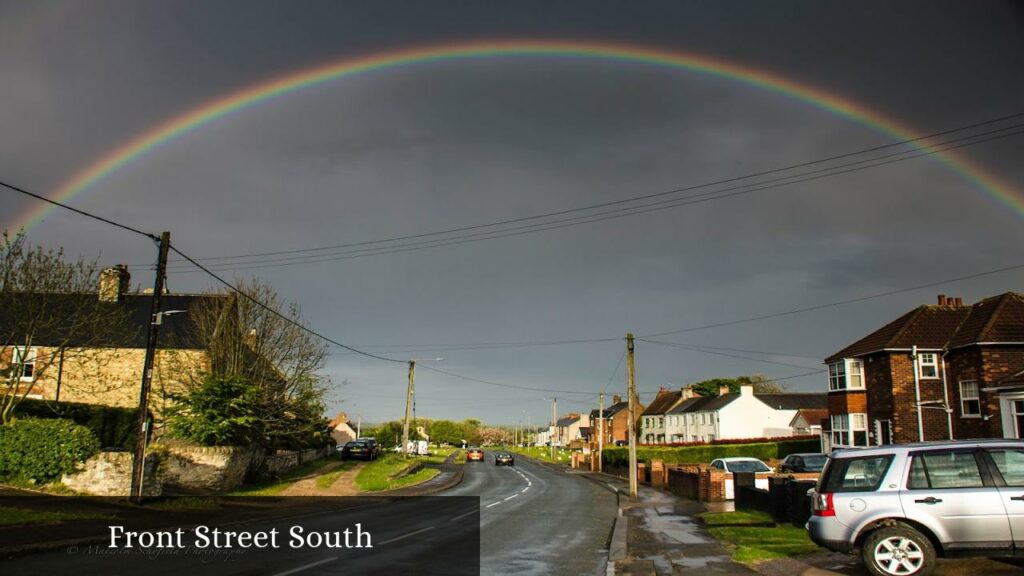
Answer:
[556, 415, 580, 427]
[790, 408, 829, 428]
[0, 292, 229, 349]
[826, 292, 1024, 362]
[755, 393, 827, 410]
[589, 401, 629, 420]
[641, 390, 682, 416]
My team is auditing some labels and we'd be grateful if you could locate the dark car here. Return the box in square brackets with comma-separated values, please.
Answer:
[494, 452, 514, 466]
[466, 448, 484, 462]
[779, 452, 828, 473]
[340, 440, 376, 461]
[357, 437, 382, 459]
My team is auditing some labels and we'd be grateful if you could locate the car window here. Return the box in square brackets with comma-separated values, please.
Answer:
[907, 451, 984, 489]
[821, 455, 893, 492]
[728, 460, 771, 473]
[803, 455, 828, 468]
[986, 449, 1024, 487]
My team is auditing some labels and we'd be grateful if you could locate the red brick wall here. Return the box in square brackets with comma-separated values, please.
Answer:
[948, 346, 1024, 438]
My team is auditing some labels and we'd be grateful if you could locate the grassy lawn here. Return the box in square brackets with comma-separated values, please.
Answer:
[229, 456, 339, 496]
[314, 460, 359, 489]
[701, 511, 820, 563]
[388, 467, 439, 489]
[415, 447, 457, 464]
[0, 506, 115, 526]
[355, 454, 427, 492]
[507, 446, 572, 464]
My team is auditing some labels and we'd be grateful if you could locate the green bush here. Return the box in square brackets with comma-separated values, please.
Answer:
[13, 398, 140, 450]
[0, 418, 101, 483]
[602, 438, 820, 467]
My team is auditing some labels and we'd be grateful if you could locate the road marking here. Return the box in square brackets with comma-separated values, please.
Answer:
[377, 525, 435, 546]
[503, 494, 517, 501]
[485, 501, 502, 508]
[449, 510, 478, 523]
[270, 557, 337, 576]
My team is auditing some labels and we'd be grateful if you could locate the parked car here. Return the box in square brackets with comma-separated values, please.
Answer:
[807, 439, 1024, 576]
[356, 437, 382, 459]
[709, 457, 772, 473]
[339, 440, 377, 461]
[466, 448, 485, 462]
[780, 453, 828, 474]
[494, 452, 514, 466]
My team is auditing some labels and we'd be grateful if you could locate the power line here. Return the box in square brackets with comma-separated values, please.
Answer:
[641, 261, 1024, 338]
[334, 336, 621, 355]
[416, 363, 597, 395]
[159, 123, 1024, 273]
[640, 341, 822, 360]
[638, 338, 821, 370]
[154, 111, 1024, 268]
[1, 179, 159, 240]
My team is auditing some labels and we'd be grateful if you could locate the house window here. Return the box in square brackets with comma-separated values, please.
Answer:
[701, 413, 706, 425]
[710, 413, 716, 424]
[12, 347, 36, 381]
[708, 434, 716, 441]
[960, 380, 981, 417]
[658, 417, 664, 428]
[918, 352, 939, 379]
[831, 413, 869, 447]
[828, 359, 864, 390]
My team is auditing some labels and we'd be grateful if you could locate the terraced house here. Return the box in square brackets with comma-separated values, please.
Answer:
[823, 292, 1024, 449]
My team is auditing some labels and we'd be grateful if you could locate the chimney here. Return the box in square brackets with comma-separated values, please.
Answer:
[680, 386, 695, 400]
[937, 294, 946, 306]
[612, 394, 622, 404]
[718, 385, 731, 396]
[98, 265, 130, 302]
[740, 385, 753, 396]
[954, 297, 963, 306]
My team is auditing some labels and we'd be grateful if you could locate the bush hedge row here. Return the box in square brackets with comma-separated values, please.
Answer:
[0, 418, 101, 483]
[602, 437, 820, 467]
[13, 398, 140, 449]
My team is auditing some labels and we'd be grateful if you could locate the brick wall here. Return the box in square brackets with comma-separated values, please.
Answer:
[949, 346, 1024, 438]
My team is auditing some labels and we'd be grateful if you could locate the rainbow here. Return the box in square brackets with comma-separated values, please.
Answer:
[11, 39, 1023, 231]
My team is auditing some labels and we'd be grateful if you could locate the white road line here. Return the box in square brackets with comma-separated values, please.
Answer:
[503, 494, 517, 501]
[485, 501, 502, 508]
[270, 557, 337, 576]
[377, 525, 435, 546]
[449, 510, 478, 523]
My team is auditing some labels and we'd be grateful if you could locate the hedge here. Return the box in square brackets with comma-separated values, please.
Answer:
[0, 418, 101, 483]
[13, 398, 141, 450]
[602, 437, 820, 467]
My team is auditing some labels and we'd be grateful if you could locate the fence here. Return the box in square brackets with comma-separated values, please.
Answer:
[735, 473, 817, 526]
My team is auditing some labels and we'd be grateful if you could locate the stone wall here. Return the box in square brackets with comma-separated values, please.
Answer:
[158, 444, 259, 492]
[62, 451, 162, 497]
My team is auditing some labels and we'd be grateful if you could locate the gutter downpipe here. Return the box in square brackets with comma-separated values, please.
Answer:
[913, 345, 924, 442]
[941, 351, 953, 440]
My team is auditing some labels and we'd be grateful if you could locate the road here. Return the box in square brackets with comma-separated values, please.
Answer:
[448, 451, 618, 575]
[0, 452, 618, 575]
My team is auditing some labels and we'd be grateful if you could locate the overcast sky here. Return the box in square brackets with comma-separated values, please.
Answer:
[2, 1, 1023, 426]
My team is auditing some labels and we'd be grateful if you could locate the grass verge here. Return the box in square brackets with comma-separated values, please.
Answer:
[228, 456, 338, 496]
[314, 461, 359, 489]
[507, 446, 572, 464]
[355, 454, 427, 492]
[388, 468, 440, 490]
[0, 506, 114, 526]
[701, 511, 820, 563]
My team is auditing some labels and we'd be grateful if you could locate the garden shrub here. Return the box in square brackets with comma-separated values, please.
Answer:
[602, 437, 820, 467]
[13, 398, 140, 450]
[0, 418, 101, 483]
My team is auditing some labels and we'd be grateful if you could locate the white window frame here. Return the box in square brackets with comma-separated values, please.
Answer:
[918, 352, 939, 379]
[831, 412, 869, 447]
[12, 346, 37, 382]
[829, 359, 864, 391]
[959, 380, 981, 418]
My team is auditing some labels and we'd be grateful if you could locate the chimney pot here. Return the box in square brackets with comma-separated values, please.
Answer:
[937, 294, 946, 306]
[955, 297, 963, 306]
[99, 265, 130, 302]
[718, 385, 731, 396]
[612, 394, 622, 404]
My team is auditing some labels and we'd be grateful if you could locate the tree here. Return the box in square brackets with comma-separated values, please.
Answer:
[0, 231, 134, 425]
[182, 277, 329, 448]
[428, 420, 463, 446]
[164, 375, 263, 446]
[690, 374, 787, 397]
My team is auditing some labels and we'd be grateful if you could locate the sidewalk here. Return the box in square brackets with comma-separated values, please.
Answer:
[574, 471, 755, 575]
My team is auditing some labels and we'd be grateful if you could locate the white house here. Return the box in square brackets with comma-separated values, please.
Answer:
[664, 386, 826, 442]
[640, 387, 688, 444]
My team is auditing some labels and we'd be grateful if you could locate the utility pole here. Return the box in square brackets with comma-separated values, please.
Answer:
[626, 332, 638, 500]
[356, 414, 362, 438]
[551, 397, 557, 461]
[130, 231, 170, 504]
[402, 360, 416, 456]
[598, 392, 605, 473]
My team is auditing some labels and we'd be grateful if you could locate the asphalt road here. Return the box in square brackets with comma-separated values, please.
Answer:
[0, 452, 618, 576]
[448, 452, 618, 576]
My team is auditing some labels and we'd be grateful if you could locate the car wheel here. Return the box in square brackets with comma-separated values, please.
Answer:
[862, 524, 936, 576]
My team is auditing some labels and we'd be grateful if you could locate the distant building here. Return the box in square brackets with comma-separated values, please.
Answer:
[662, 385, 826, 442]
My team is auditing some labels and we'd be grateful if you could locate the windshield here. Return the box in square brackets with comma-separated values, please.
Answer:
[803, 455, 828, 469]
[727, 460, 771, 473]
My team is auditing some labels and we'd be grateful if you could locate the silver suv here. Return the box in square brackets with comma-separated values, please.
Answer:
[807, 439, 1024, 576]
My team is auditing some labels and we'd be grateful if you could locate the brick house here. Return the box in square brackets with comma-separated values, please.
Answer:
[1, 265, 262, 422]
[823, 293, 1024, 449]
[587, 394, 643, 451]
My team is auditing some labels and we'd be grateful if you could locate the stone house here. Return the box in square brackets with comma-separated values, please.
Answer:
[1, 265, 268, 425]
[823, 293, 1024, 449]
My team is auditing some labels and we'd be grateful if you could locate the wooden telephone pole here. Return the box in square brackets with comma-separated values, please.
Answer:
[130, 231, 170, 503]
[626, 332, 638, 499]
[597, 392, 604, 473]
[402, 360, 416, 455]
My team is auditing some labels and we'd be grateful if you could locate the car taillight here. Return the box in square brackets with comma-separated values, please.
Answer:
[811, 492, 835, 517]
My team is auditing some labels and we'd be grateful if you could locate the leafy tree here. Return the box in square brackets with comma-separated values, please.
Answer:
[1, 231, 134, 425]
[428, 420, 463, 445]
[690, 374, 787, 396]
[165, 375, 263, 446]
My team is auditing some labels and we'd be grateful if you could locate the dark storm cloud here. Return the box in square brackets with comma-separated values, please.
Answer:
[1, 0, 1022, 423]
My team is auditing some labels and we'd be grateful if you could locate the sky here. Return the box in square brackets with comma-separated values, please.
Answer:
[2, 1, 1023, 426]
